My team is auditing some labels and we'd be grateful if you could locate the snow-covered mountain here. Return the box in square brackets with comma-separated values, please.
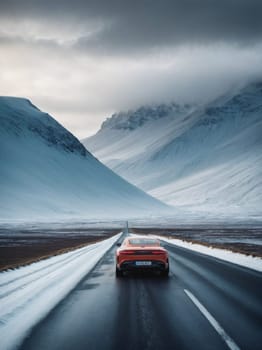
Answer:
[83, 83, 262, 217]
[0, 97, 169, 221]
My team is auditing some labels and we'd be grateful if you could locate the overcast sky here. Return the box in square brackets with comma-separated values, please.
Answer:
[1, 0, 262, 138]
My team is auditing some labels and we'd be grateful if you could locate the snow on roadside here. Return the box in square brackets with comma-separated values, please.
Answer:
[154, 236, 262, 272]
[0, 232, 122, 350]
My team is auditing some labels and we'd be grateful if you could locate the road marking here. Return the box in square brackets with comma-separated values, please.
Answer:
[184, 289, 241, 350]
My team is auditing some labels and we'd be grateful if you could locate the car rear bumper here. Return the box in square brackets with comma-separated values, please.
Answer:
[119, 260, 167, 271]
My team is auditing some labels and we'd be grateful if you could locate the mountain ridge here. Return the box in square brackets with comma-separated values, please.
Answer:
[0, 96, 169, 221]
[83, 82, 262, 217]
[100, 103, 194, 131]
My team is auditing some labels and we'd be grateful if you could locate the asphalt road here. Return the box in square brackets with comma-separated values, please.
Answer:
[19, 236, 262, 350]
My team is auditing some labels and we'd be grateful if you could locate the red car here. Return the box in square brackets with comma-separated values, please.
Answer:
[115, 236, 169, 277]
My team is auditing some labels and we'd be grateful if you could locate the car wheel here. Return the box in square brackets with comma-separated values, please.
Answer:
[161, 266, 169, 277]
[116, 266, 123, 277]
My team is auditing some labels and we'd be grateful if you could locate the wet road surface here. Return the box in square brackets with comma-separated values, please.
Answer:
[19, 238, 262, 350]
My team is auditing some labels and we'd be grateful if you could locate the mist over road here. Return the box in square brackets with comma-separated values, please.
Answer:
[19, 238, 262, 350]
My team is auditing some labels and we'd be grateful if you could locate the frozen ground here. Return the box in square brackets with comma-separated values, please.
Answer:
[131, 226, 262, 257]
[0, 220, 127, 271]
[154, 235, 262, 272]
[0, 225, 119, 270]
[0, 232, 122, 350]
[1, 220, 261, 271]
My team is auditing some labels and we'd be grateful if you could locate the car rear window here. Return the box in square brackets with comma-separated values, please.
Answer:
[128, 238, 160, 246]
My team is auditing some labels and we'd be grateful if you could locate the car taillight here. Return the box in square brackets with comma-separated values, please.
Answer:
[152, 250, 165, 254]
[119, 250, 135, 255]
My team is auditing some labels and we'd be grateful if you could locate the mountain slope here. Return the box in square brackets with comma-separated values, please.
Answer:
[83, 83, 262, 216]
[0, 97, 169, 221]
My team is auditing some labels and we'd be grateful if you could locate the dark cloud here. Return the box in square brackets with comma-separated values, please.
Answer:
[1, 1, 262, 138]
[75, 0, 262, 54]
[1, 0, 262, 55]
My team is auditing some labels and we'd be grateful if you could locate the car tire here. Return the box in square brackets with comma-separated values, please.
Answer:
[116, 267, 123, 277]
[161, 266, 169, 277]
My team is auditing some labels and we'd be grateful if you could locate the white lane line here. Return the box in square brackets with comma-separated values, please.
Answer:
[184, 289, 241, 350]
